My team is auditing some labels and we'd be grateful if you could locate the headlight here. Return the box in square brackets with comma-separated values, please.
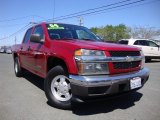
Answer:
[140, 50, 145, 69]
[75, 49, 105, 56]
[75, 49, 109, 75]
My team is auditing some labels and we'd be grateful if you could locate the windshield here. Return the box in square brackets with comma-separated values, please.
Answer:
[46, 23, 99, 41]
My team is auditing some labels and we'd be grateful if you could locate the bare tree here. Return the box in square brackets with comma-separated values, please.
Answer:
[129, 26, 160, 39]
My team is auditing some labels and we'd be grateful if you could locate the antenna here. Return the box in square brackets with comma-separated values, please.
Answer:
[53, 0, 56, 22]
[15, 36, 17, 45]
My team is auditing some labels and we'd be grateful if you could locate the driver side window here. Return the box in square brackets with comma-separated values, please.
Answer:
[33, 25, 44, 40]
[134, 40, 148, 46]
[147, 41, 158, 47]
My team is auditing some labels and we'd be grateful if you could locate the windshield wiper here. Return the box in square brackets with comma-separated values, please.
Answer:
[80, 38, 97, 41]
[62, 38, 75, 40]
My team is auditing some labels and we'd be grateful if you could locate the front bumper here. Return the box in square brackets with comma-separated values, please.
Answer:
[69, 68, 149, 98]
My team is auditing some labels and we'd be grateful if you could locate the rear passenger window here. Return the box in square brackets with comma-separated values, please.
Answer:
[118, 40, 128, 45]
[134, 40, 148, 46]
[23, 28, 32, 43]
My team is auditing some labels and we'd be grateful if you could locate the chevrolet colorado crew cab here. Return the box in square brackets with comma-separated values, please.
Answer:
[12, 22, 149, 109]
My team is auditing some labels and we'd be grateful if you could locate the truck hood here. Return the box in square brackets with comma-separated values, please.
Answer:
[57, 39, 140, 51]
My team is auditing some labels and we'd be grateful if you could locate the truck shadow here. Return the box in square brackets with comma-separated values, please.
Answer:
[22, 71, 143, 115]
[72, 92, 143, 115]
[23, 71, 44, 91]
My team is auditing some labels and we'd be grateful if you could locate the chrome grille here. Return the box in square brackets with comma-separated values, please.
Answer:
[109, 51, 141, 71]
[113, 61, 140, 69]
[109, 51, 140, 57]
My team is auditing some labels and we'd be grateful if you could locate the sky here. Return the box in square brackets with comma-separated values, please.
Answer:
[0, 0, 160, 46]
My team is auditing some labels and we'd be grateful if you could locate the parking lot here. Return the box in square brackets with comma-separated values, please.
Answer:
[0, 54, 160, 120]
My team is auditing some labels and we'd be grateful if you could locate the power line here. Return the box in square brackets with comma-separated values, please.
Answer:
[54, 0, 147, 21]
[80, 0, 160, 20]
[0, 0, 158, 41]
[0, 23, 29, 27]
[0, 15, 32, 22]
[0, 15, 46, 23]
[0, 23, 31, 40]
[53, 0, 133, 20]
[45, 0, 147, 22]
[6, 0, 152, 24]
[0, 0, 156, 24]
[45, 0, 159, 22]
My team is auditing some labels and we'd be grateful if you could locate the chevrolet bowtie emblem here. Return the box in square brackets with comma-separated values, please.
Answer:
[126, 56, 134, 62]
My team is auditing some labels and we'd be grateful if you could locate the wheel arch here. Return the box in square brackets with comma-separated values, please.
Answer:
[47, 56, 69, 75]
[13, 52, 18, 60]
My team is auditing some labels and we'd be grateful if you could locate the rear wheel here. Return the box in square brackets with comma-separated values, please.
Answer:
[145, 58, 151, 62]
[14, 57, 24, 77]
[44, 66, 72, 109]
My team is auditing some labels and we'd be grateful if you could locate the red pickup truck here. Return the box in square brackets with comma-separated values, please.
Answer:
[12, 22, 149, 109]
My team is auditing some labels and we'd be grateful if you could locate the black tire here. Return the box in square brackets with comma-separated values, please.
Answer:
[14, 57, 24, 77]
[145, 58, 151, 63]
[44, 65, 72, 109]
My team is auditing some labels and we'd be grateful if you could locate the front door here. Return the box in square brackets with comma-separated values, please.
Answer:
[146, 40, 160, 56]
[28, 25, 46, 77]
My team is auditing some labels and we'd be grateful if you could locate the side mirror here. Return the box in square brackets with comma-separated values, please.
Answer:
[30, 34, 44, 44]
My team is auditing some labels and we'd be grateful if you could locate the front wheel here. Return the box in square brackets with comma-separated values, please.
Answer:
[44, 66, 72, 109]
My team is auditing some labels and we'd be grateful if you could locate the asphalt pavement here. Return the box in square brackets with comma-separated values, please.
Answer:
[0, 54, 160, 120]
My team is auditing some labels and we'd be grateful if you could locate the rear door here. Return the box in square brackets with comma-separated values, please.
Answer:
[19, 28, 33, 69]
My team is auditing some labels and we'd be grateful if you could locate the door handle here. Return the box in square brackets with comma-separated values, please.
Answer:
[33, 52, 42, 55]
